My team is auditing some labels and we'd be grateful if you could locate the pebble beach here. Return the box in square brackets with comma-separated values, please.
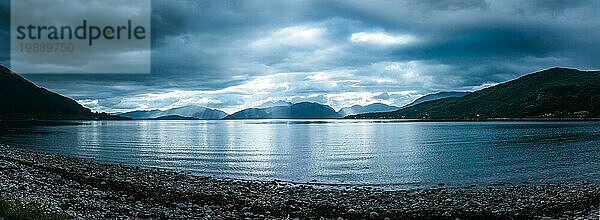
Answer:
[0, 145, 598, 219]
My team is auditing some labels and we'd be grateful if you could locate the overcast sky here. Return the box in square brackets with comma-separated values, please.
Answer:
[1, 0, 600, 113]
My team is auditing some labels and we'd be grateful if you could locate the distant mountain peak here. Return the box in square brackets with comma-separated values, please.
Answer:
[117, 105, 228, 120]
[338, 103, 399, 116]
[255, 100, 293, 108]
[403, 92, 471, 108]
[226, 102, 340, 119]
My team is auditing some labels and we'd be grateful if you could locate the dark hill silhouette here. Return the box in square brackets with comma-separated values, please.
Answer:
[348, 68, 600, 119]
[0, 65, 124, 120]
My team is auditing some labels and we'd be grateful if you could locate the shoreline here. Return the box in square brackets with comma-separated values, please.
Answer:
[0, 145, 598, 219]
[3, 118, 600, 124]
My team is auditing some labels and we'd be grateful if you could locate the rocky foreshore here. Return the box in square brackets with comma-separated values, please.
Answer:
[0, 145, 598, 220]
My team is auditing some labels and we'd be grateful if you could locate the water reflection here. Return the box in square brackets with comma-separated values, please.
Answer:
[0, 120, 599, 188]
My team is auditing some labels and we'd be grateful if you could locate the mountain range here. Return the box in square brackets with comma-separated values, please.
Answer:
[115, 100, 404, 120]
[225, 102, 341, 119]
[118, 105, 228, 120]
[3, 65, 597, 121]
[348, 67, 600, 119]
[338, 103, 399, 116]
[254, 100, 293, 108]
[0, 65, 122, 121]
[402, 92, 471, 108]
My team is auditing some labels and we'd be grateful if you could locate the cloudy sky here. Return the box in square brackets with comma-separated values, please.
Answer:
[1, 0, 600, 114]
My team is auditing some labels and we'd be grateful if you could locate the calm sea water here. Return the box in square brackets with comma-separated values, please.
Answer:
[1, 120, 599, 188]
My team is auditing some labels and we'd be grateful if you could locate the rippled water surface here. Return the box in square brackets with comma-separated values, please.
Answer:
[1, 120, 599, 188]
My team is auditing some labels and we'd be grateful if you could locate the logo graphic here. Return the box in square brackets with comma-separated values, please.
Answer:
[11, 0, 151, 74]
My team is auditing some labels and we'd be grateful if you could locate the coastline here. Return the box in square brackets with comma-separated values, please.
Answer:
[0, 145, 598, 219]
[340, 118, 600, 122]
[3, 118, 600, 124]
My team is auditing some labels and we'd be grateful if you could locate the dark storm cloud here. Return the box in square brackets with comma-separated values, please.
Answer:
[417, 0, 489, 10]
[517, 0, 596, 14]
[2, 0, 600, 112]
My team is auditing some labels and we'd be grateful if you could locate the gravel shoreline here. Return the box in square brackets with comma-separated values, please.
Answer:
[0, 145, 598, 219]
